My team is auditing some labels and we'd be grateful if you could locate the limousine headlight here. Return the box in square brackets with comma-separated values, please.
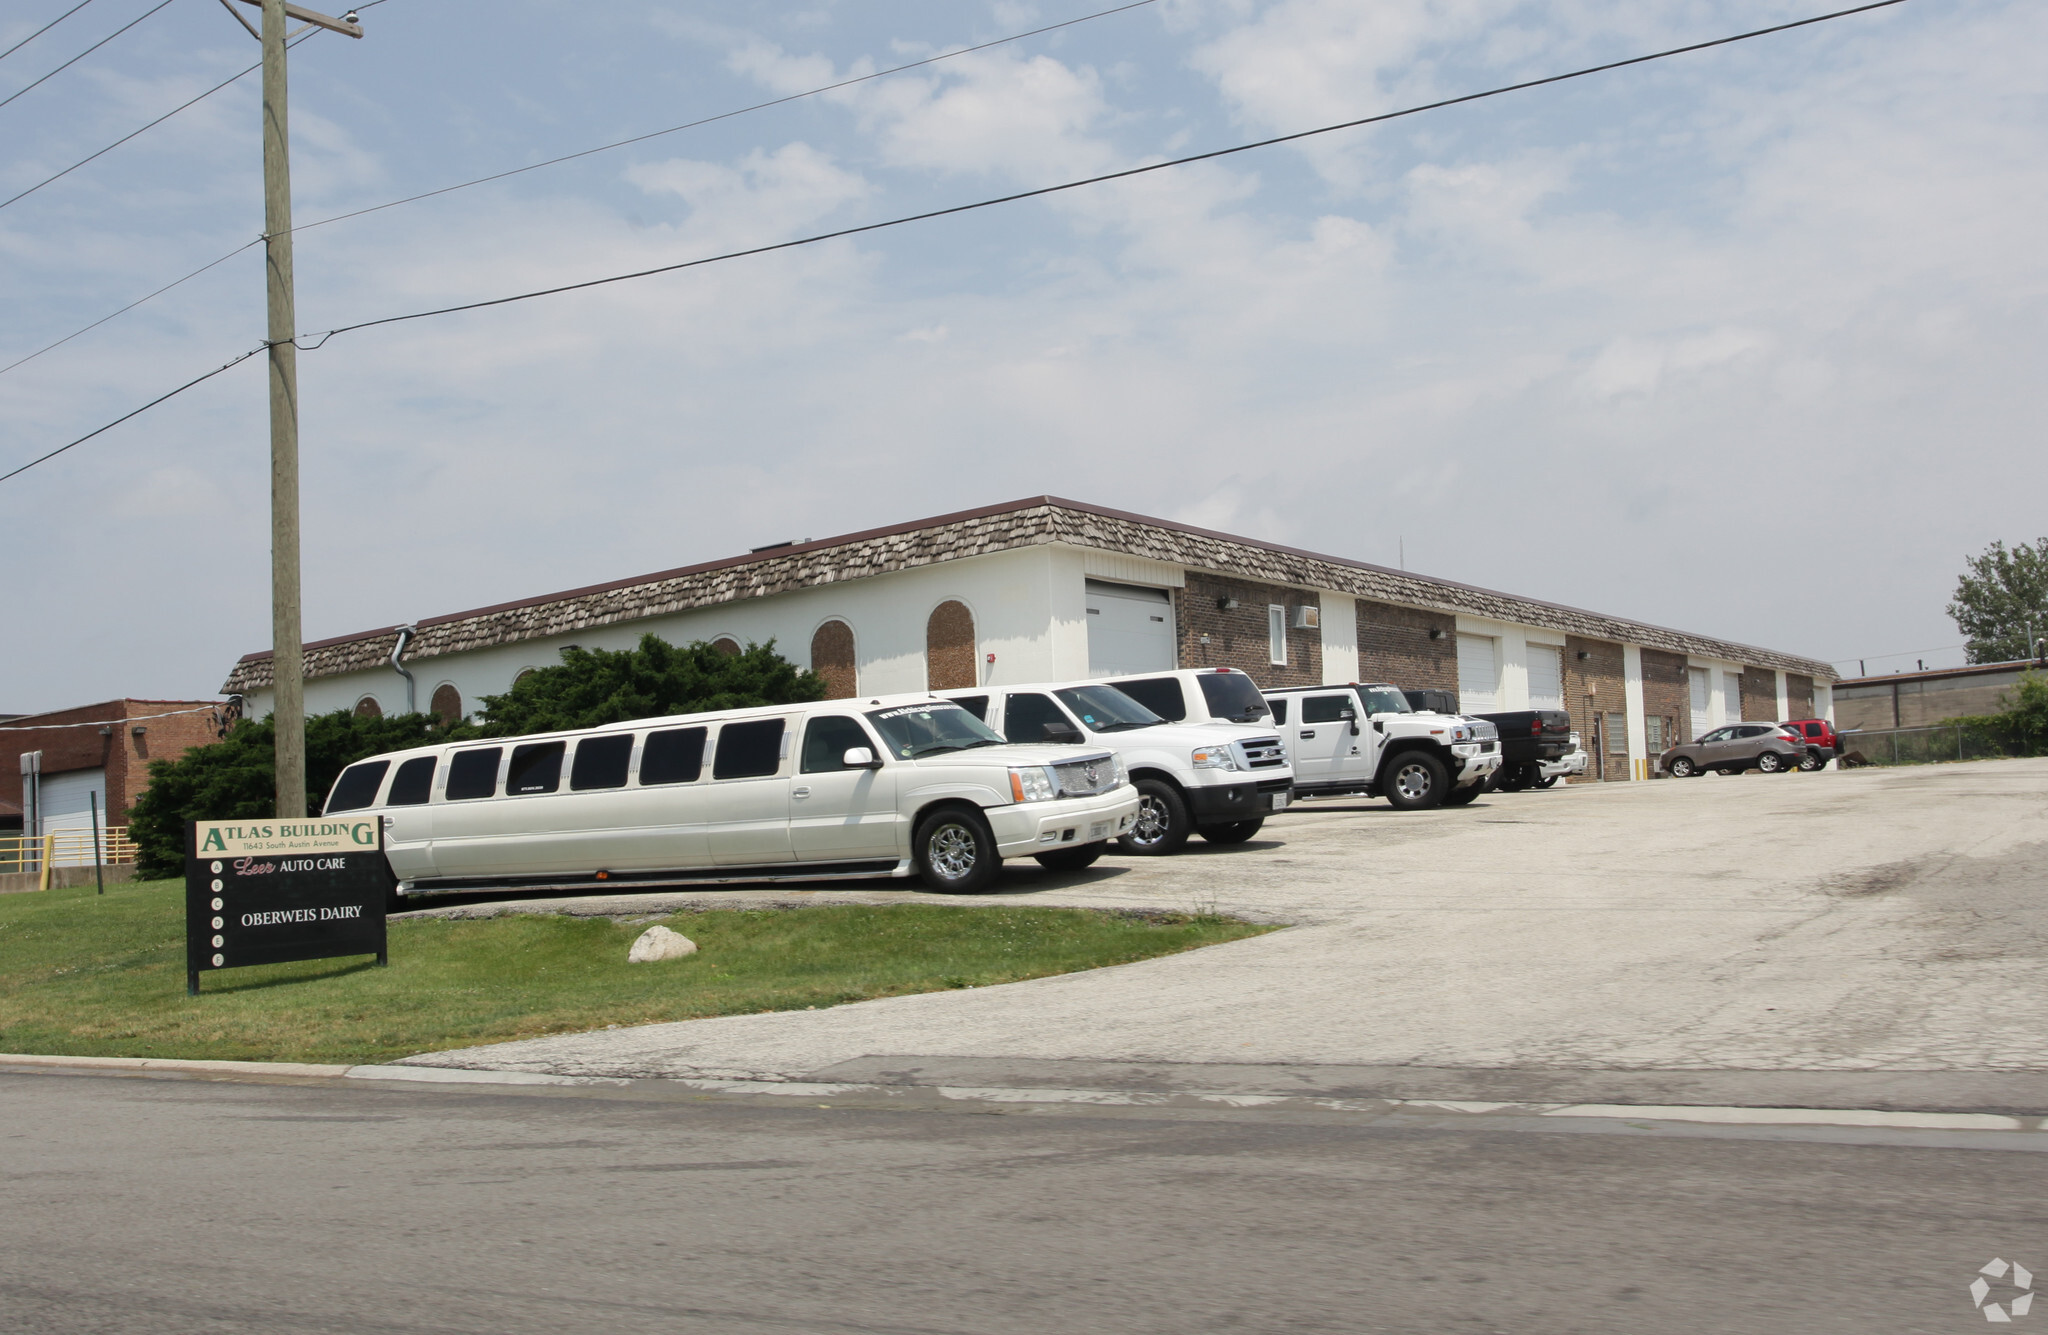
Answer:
[1009, 766, 1057, 803]
[1190, 746, 1239, 771]
[1112, 754, 1128, 787]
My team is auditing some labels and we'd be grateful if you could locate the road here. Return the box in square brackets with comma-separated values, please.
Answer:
[400, 759, 2048, 1113]
[2, 1066, 2041, 1335]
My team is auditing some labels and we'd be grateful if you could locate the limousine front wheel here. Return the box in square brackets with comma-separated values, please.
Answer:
[914, 809, 1000, 894]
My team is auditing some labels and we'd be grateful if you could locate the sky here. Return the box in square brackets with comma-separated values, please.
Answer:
[2, 0, 2042, 714]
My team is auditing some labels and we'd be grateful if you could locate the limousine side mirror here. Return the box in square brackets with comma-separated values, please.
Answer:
[1339, 706, 1360, 735]
[1041, 723, 1085, 745]
[842, 747, 883, 769]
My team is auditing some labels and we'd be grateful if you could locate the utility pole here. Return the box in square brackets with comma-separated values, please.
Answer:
[222, 0, 362, 818]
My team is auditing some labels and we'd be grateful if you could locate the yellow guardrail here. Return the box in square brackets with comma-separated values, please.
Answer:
[1, 826, 138, 888]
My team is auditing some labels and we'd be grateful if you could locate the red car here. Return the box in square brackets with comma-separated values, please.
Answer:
[1780, 718, 1838, 771]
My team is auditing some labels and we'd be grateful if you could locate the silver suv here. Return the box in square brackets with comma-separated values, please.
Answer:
[1662, 724, 1804, 777]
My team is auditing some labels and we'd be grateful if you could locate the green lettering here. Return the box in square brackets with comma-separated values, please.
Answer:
[349, 822, 375, 846]
[200, 829, 226, 853]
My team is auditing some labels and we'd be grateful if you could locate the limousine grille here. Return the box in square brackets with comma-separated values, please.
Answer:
[1052, 755, 1120, 798]
[1239, 738, 1287, 769]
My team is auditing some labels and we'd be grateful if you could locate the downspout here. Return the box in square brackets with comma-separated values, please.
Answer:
[389, 624, 418, 714]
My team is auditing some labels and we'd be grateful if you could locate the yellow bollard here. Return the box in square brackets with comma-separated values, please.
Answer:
[38, 833, 56, 892]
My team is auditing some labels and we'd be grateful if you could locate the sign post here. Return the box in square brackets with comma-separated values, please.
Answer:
[186, 817, 390, 995]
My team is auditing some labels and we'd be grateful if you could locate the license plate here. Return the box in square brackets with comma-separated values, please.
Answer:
[1268, 794, 1288, 810]
[1089, 822, 1108, 840]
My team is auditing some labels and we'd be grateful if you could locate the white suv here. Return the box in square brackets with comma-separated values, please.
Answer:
[1262, 682, 1500, 810]
[940, 678, 1292, 855]
[321, 693, 1140, 897]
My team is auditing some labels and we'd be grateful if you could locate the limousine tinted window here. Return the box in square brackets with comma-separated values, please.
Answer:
[571, 734, 633, 790]
[388, 755, 435, 806]
[1002, 693, 1070, 745]
[950, 695, 989, 721]
[639, 727, 706, 785]
[802, 716, 874, 773]
[1198, 671, 1270, 722]
[1302, 695, 1352, 724]
[326, 760, 389, 813]
[713, 719, 784, 780]
[507, 741, 565, 795]
[1116, 677, 1186, 721]
[446, 748, 502, 800]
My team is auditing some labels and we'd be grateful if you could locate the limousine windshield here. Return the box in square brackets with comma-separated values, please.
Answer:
[865, 701, 1007, 759]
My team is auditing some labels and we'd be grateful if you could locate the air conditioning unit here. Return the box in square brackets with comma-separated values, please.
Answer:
[1290, 605, 1320, 631]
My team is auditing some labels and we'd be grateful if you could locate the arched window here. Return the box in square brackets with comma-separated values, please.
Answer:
[430, 683, 462, 724]
[810, 620, 857, 699]
[710, 637, 741, 657]
[926, 600, 977, 690]
[353, 696, 383, 719]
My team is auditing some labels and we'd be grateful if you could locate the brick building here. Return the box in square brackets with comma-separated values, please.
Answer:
[223, 497, 1834, 784]
[1, 700, 226, 854]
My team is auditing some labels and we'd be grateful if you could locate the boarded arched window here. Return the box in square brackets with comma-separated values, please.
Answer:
[810, 620, 857, 699]
[926, 600, 977, 690]
[710, 637, 741, 657]
[430, 683, 462, 724]
[353, 696, 382, 719]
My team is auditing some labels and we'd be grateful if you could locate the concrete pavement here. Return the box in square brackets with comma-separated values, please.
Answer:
[399, 759, 2048, 1103]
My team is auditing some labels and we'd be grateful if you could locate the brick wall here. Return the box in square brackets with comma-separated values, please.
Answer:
[1356, 599, 1458, 692]
[1564, 636, 1629, 781]
[1639, 648, 1689, 768]
[1741, 666, 1778, 722]
[1, 700, 224, 826]
[1172, 573, 1321, 688]
[1785, 673, 1815, 719]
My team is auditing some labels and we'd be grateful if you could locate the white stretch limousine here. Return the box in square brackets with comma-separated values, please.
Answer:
[321, 694, 1140, 896]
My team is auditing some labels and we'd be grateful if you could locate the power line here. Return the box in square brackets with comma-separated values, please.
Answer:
[0, 0, 98, 65]
[292, 0, 1164, 238]
[0, 0, 1913, 487]
[0, 17, 329, 212]
[0, 344, 262, 486]
[303, 0, 1911, 346]
[0, 0, 1157, 379]
[0, 0, 176, 111]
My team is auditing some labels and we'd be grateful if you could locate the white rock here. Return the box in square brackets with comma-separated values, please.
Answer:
[627, 925, 698, 963]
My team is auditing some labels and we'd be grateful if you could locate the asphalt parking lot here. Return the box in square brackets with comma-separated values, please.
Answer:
[401, 758, 2048, 1109]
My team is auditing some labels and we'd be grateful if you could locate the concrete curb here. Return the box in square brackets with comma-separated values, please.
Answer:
[8, 1052, 2044, 1135]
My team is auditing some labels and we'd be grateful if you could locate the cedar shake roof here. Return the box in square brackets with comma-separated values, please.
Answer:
[222, 496, 1835, 693]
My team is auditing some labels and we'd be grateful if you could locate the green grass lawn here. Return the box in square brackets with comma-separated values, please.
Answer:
[0, 878, 1272, 1064]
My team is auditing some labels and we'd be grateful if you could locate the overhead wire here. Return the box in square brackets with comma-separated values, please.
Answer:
[0, 0, 1913, 487]
[0, 0, 177, 111]
[0, 23, 323, 213]
[0, 0, 99, 65]
[303, 0, 1913, 346]
[0, 0, 1156, 379]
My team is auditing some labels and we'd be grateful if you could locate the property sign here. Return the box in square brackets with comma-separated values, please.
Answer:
[186, 818, 390, 995]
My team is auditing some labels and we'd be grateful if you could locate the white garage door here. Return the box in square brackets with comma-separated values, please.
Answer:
[1724, 671, 1745, 724]
[1457, 634, 1500, 712]
[1085, 580, 1176, 677]
[1526, 644, 1563, 710]
[1688, 668, 1711, 740]
[38, 767, 108, 866]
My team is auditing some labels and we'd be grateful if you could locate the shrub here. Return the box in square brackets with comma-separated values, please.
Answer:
[1943, 671, 2048, 758]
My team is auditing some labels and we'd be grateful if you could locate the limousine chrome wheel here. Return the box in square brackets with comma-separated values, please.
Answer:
[914, 809, 999, 894]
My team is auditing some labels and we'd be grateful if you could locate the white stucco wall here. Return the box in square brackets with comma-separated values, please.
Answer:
[247, 545, 1087, 721]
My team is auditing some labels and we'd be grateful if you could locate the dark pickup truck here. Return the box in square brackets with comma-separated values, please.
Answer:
[1400, 691, 1574, 792]
[1474, 711, 1574, 790]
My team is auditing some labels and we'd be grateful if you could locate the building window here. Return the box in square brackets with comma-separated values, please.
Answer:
[1268, 605, 1287, 666]
[926, 600, 977, 691]
[1644, 715, 1664, 751]
[430, 683, 462, 724]
[710, 637, 741, 657]
[1605, 712, 1628, 755]
[353, 696, 382, 719]
[810, 620, 857, 699]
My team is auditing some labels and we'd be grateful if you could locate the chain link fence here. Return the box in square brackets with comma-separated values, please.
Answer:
[1836, 726, 2021, 767]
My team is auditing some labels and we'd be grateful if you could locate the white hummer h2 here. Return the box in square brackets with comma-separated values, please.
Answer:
[1261, 682, 1500, 809]
[938, 677, 1292, 856]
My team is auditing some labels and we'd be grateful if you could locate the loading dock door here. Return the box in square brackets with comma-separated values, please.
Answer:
[1085, 580, 1176, 677]
[1526, 645, 1563, 710]
[1456, 634, 1500, 712]
[1689, 668, 1711, 740]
